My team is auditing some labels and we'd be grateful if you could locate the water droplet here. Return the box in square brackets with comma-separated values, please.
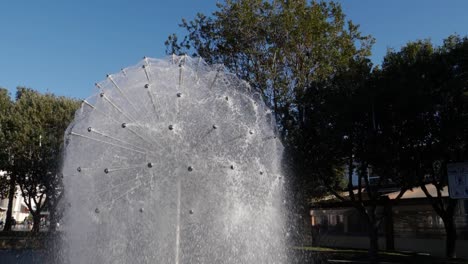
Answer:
[121, 123, 127, 128]
[95, 208, 100, 214]
[225, 96, 229, 101]
[168, 125, 174, 130]
[259, 171, 263, 175]
[87, 127, 92, 132]
[147, 163, 153, 168]
[189, 209, 194, 214]
[139, 208, 144, 213]
[77, 167, 82, 172]
[99, 93, 104, 97]
[104, 168, 109, 174]
[144, 84, 149, 89]
[249, 130, 254, 135]
[230, 165, 235, 170]
[188, 166, 193, 172]
[212, 125, 217, 129]
[176, 92, 182, 97]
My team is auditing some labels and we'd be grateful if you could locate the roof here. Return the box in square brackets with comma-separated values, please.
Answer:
[311, 184, 448, 206]
[312, 188, 366, 203]
[385, 184, 448, 200]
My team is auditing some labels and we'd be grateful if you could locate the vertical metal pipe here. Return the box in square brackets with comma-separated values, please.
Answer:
[175, 175, 181, 264]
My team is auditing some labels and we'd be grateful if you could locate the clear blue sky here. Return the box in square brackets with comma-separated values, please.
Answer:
[1, 0, 467, 99]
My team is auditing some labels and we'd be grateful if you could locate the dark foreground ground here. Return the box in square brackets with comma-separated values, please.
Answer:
[0, 249, 45, 264]
[1, 248, 467, 264]
[294, 247, 468, 264]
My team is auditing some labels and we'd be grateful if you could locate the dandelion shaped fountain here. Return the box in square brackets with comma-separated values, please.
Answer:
[61, 55, 287, 264]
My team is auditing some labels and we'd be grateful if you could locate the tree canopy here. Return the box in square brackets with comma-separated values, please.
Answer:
[168, 2, 468, 256]
[166, 0, 374, 140]
[374, 36, 468, 257]
[166, 0, 376, 251]
[4, 88, 79, 231]
[0, 88, 12, 199]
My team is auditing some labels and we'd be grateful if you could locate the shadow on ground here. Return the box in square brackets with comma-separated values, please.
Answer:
[292, 248, 468, 264]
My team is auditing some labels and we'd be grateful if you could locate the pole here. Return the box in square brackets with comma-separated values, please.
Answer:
[175, 176, 181, 264]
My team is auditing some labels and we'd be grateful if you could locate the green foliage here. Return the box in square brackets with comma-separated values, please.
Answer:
[166, 0, 373, 138]
[6, 87, 80, 230]
[377, 36, 468, 187]
[0, 88, 13, 199]
[167, 3, 467, 254]
[374, 34, 468, 259]
[166, 0, 374, 199]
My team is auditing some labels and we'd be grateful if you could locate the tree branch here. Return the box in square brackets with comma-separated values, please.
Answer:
[324, 184, 347, 202]
[19, 184, 34, 215]
[393, 188, 407, 202]
[420, 183, 445, 216]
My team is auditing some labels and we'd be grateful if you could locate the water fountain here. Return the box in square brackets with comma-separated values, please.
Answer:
[61, 55, 287, 263]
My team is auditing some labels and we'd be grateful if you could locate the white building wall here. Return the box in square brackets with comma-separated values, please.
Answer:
[0, 187, 30, 223]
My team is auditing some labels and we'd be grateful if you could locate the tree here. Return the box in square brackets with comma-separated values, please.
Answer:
[9, 88, 79, 232]
[304, 57, 409, 260]
[378, 36, 468, 258]
[166, 0, 374, 244]
[0, 88, 11, 174]
[166, 0, 373, 137]
[0, 88, 12, 199]
[0, 88, 17, 231]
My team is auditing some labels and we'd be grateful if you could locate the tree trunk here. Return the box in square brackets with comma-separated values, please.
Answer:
[32, 213, 41, 233]
[48, 192, 64, 232]
[368, 224, 379, 263]
[49, 211, 57, 232]
[384, 201, 395, 250]
[49, 207, 58, 232]
[290, 195, 310, 246]
[442, 214, 457, 258]
[3, 174, 16, 231]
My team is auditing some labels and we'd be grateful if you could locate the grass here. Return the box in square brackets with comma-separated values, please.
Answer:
[293, 246, 468, 264]
[296, 246, 409, 256]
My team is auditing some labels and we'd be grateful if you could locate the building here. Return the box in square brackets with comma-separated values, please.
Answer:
[310, 184, 468, 257]
[0, 187, 31, 225]
[0, 171, 47, 229]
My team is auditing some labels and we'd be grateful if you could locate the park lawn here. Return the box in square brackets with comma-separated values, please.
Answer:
[294, 246, 468, 264]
